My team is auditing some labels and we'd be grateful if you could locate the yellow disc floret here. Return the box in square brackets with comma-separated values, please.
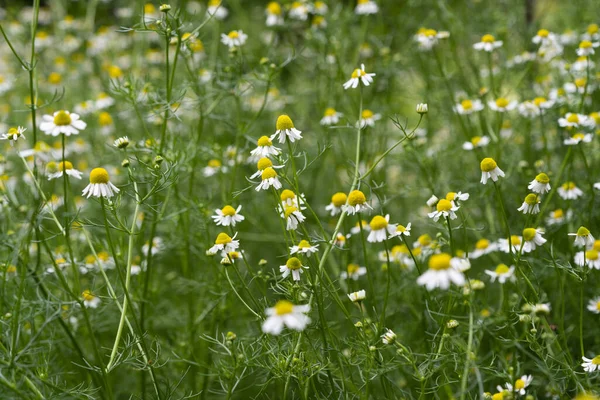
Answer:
[331, 192, 347, 207]
[535, 172, 549, 184]
[347, 190, 366, 206]
[436, 199, 453, 212]
[58, 161, 73, 171]
[257, 157, 273, 171]
[221, 205, 236, 216]
[429, 253, 452, 270]
[475, 239, 489, 249]
[215, 232, 232, 245]
[495, 98, 509, 108]
[257, 136, 272, 147]
[480, 157, 498, 172]
[286, 257, 302, 270]
[261, 167, 277, 180]
[481, 34, 496, 43]
[53, 110, 72, 126]
[577, 226, 591, 237]
[495, 264, 510, 275]
[89, 168, 109, 184]
[274, 300, 293, 315]
[369, 215, 388, 231]
[276, 115, 294, 131]
[523, 228, 537, 242]
[280, 189, 296, 202]
[524, 193, 539, 205]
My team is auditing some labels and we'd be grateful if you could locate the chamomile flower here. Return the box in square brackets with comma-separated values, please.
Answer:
[564, 132, 593, 145]
[558, 181, 583, 200]
[528, 173, 551, 194]
[208, 232, 239, 256]
[446, 191, 469, 203]
[47, 161, 83, 180]
[82, 168, 120, 198]
[142, 238, 163, 256]
[480, 157, 505, 184]
[320, 108, 343, 126]
[462, 135, 490, 150]
[113, 136, 130, 149]
[280, 257, 307, 281]
[340, 263, 367, 280]
[517, 193, 541, 214]
[367, 215, 397, 243]
[221, 30, 247, 48]
[206, 0, 228, 20]
[40, 110, 87, 136]
[469, 238, 497, 259]
[533, 28, 554, 45]
[348, 290, 366, 302]
[250, 136, 281, 160]
[587, 297, 600, 314]
[203, 159, 224, 177]
[389, 222, 411, 238]
[576, 249, 600, 269]
[280, 189, 305, 209]
[577, 40, 599, 56]
[485, 263, 515, 283]
[570, 226, 595, 247]
[255, 167, 282, 191]
[498, 235, 522, 254]
[290, 240, 319, 256]
[271, 115, 302, 144]
[522, 228, 546, 252]
[454, 99, 484, 115]
[581, 356, 600, 373]
[325, 192, 347, 216]
[547, 208, 571, 225]
[312, 1, 328, 14]
[343, 64, 376, 90]
[82, 290, 101, 308]
[289, 1, 309, 20]
[488, 97, 517, 112]
[417, 253, 466, 291]
[343, 190, 372, 215]
[355, 0, 378, 15]
[350, 220, 370, 235]
[473, 34, 503, 52]
[212, 205, 245, 226]
[357, 109, 381, 128]
[381, 329, 397, 345]
[558, 113, 591, 128]
[414, 28, 449, 51]
[265, 2, 283, 26]
[428, 199, 458, 222]
[262, 300, 310, 335]
[283, 205, 306, 231]
[507, 375, 533, 396]
[1, 126, 26, 146]
[250, 157, 282, 179]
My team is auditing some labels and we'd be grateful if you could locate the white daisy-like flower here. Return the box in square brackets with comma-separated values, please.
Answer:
[367, 215, 397, 243]
[279, 189, 306, 210]
[221, 30, 247, 48]
[473, 34, 503, 52]
[480, 157, 505, 184]
[469, 238, 497, 259]
[581, 355, 600, 373]
[280, 257, 307, 281]
[81, 168, 120, 198]
[113, 136, 130, 149]
[47, 161, 83, 180]
[532, 303, 551, 314]
[320, 107, 343, 126]
[250, 136, 281, 158]
[587, 296, 600, 314]
[290, 240, 319, 256]
[95, 92, 114, 109]
[569, 226, 595, 247]
[558, 181, 583, 200]
[265, 2, 283, 26]
[325, 192, 347, 216]
[381, 329, 396, 345]
[485, 264, 515, 283]
[546, 208, 571, 225]
[417, 253, 466, 291]
[288, 1, 309, 20]
[462, 135, 490, 150]
[488, 97, 517, 112]
[428, 199, 459, 222]
[262, 300, 310, 335]
[142, 237, 163, 256]
[389, 222, 411, 238]
[343, 64, 376, 90]
[505, 375, 533, 396]
[212, 205, 245, 227]
[517, 193, 540, 214]
[357, 109, 381, 128]
[576, 40, 599, 56]
[270, 114, 302, 144]
[558, 112, 591, 128]
[414, 28, 449, 51]
[40, 110, 87, 136]
[255, 167, 282, 191]
[497, 235, 523, 254]
[564, 132, 593, 145]
[208, 232, 240, 256]
[576, 249, 600, 269]
[342, 190, 372, 215]
[446, 191, 469, 203]
[355, 0, 378, 15]
[82, 290, 101, 308]
[350, 220, 370, 235]
[1, 126, 26, 146]
[348, 290, 366, 302]
[453, 99, 484, 115]
[250, 157, 283, 179]
[528, 173, 551, 193]
[203, 159, 224, 177]
[206, 0, 228, 20]
[532, 28, 554, 45]
[340, 263, 367, 280]
[522, 228, 546, 253]
[283, 205, 306, 231]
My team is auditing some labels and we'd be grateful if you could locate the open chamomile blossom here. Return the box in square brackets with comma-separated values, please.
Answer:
[265, 2, 283, 26]
[569, 226, 595, 247]
[271, 115, 302, 144]
[547, 208, 571, 225]
[48, 161, 83, 180]
[575, 249, 600, 269]
[289, 1, 309, 20]
[221, 30, 247, 48]
[558, 181, 583, 200]
[82, 168, 120, 198]
[343, 64, 376, 90]
[488, 97, 517, 112]
[320, 108, 343, 126]
[262, 300, 310, 335]
[207, 0, 228, 20]
[343, 190, 372, 215]
[340, 263, 367, 280]
[290, 240, 319, 256]
[1, 126, 26, 146]
[250, 157, 283, 179]
[113, 136, 129, 149]
[283, 205, 306, 231]
[564, 132, 593, 145]
[517, 193, 541, 214]
[522, 228, 546, 253]
[473, 34, 503, 51]
[558, 113, 591, 128]
[250, 136, 280, 158]
[417, 253, 466, 291]
[367, 215, 397, 243]
[203, 159, 224, 177]
[587, 297, 600, 314]
[357, 109, 381, 128]
[350, 220, 370, 235]
[528, 173, 551, 193]
[212, 205, 245, 227]
[454, 99, 484, 115]
[414, 28, 449, 51]
[389, 223, 411, 238]
[355, 0, 378, 15]
[280, 257, 307, 281]
[255, 167, 282, 191]
[348, 290, 366, 302]
[581, 356, 600, 373]
[381, 329, 397, 345]
[533, 28, 555, 44]
[462, 136, 490, 150]
[208, 232, 239, 256]
[280, 189, 305, 209]
[577, 40, 599, 56]
[485, 263, 515, 283]
[469, 238, 497, 259]
[480, 157, 505, 184]
[82, 290, 101, 308]
[142, 238, 163, 256]
[40, 110, 87, 136]
[325, 192, 347, 216]
[428, 199, 459, 222]
[446, 191, 469, 204]
[504, 375, 533, 396]
[498, 235, 522, 254]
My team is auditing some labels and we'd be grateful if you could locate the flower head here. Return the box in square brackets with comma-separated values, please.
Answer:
[221, 30, 247, 48]
[1, 126, 27, 146]
[480, 157, 505, 184]
[474, 34, 503, 51]
[417, 253, 466, 291]
[262, 300, 310, 335]
[569, 226, 595, 247]
[517, 193, 541, 214]
[270, 115, 302, 144]
[212, 205, 245, 227]
[343, 64, 376, 90]
[82, 168, 120, 198]
[279, 257, 306, 281]
[40, 110, 86, 136]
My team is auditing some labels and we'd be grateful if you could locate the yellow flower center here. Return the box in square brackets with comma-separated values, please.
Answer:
[369, 215, 388, 231]
[480, 157, 498, 172]
[228, 31, 239, 39]
[331, 192, 347, 207]
[261, 167, 277, 180]
[510, 235, 521, 246]
[58, 161, 73, 171]
[533, 97, 546, 107]
[297, 240, 311, 249]
[515, 379, 525, 390]
[361, 109, 374, 119]
[592, 355, 600, 365]
[596, 301, 600, 311]
[48, 72, 62, 84]
[284, 206, 299, 219]
[215, 232, 232, 245]
[98, 251, 110, 261]
[471, 136, 482, 146]
[276, 115, 294, 130]
[573, 133, 586, 141]
[396, 225, 407, 233]
[348, 190, 366, 206]
[324, 107, 337, 117]
[588, 24, 599, 34]
[436, 199, 453, 212]
[495, 264, 510, 275]
[429, 253, 452, 271]
[286, 257, 302, 270]
[221, 205, 236, 216]
[82, 290, 95, 302]
[257, 136, 272, 147]
[537, 29, 549, 38]
[577, 226, 590, 237]
[267, 2, 281, 14]
[274, 300, 294, 315]
[418, 234, 432, 247]
[524, 193, 539, 205]
[98, 112, 113, 126]
[8, 127, 21, 137]
[481, 34, 496, 43]
[580, 40, 593, 49]
[256, 157, 273, 171]
[475, 239, 489, 250]
[347, 263, 360, 274]
[89, 168, 109, 184]
[53, 110, 72, 126]
[351, 68, 365, 79]
[535, 172, 549, 184]
[280, 189, 296, 202]
[552, 209, 564, 219]
[566, 115, 580, 126]
[523, 228, 537, 242]
[208, 159, 221, 168]
[575, 78, 587, 88]
[495, 98, 509, 108]
[144, 3, 156, 13]
[461, 100, 473, 110]
[586, 250, 599, 261]
[85, 255, 96, 264]
[593, 240, 600, 252]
